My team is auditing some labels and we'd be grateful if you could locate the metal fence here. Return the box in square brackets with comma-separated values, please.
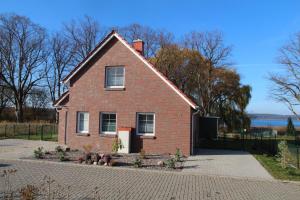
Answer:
[0, 123, 58, 141]
[197, 130, 300, 169]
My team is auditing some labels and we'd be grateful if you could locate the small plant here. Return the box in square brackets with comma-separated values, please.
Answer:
[165, 158, 176, 169]
[132, 158, 142, 168]
[91, 153, 100, 163]
[102, 154, 112, 165]
[112, 138, 123, 154]
[34, 147, 44, 159]
[277, 140, 293, 169]
[20, 184, 38, 200]
[78, 157, 84, 163]
[55, 146, 64, 153]
[139, 149, 146, 159]
[174, 148, 182, 162]
[58, 151, 68, 161]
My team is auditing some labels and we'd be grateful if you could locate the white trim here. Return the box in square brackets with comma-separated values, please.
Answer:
[63, 32, 197, 109]
[136, 112, 155, 136]
[105, 66, 125, 89]
[77, 112, 89, 134]
[100, 112, 117, 135]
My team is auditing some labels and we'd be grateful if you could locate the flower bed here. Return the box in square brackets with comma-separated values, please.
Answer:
[28, 146, 185, 171]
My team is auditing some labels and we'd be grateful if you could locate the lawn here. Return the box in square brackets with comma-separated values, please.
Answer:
[0, 123, 58, 141]
[253, 153, 300, 181]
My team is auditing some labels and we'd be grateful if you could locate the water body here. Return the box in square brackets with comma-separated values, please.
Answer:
[251, 119, 300, 127]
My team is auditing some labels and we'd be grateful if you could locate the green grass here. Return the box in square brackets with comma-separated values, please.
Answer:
[253, 153, 300, 181]
[0, 123, 58, 142]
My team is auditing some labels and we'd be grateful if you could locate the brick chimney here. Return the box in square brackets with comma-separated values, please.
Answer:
[133, 39, 144, 56]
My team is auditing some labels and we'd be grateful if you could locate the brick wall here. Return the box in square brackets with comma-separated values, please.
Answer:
[58, 37, 193, 155]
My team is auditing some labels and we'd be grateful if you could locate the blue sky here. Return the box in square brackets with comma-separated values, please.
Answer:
[1, 0, 299, 114]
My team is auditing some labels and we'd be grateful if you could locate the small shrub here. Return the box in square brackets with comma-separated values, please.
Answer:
[277, 141, 293, 169]
[139, 149, 146, 159]
[78, 157, 84, 163]
[174, 148, 182, 162]
[132, 158, 142, 168]
[55, 146, 64, 153]
[91, 153, 100, 163]
[165, 158, 176, 169]
[112, 138, 123, 154]
[20, 184, 38, 200]
[102, 154, 112, 165]
[33, 147, 44, 159]
[58, 151, 68, 162]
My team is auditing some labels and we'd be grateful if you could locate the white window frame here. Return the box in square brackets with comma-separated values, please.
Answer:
[100, 112, 117, 135]
[105, 66, 125, 89]
[77, 112, 89, 134]
[136, 113, 155, 136]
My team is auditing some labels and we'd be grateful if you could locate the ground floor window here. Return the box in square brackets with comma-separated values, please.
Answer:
[100, 112, 117, 134]
[137, 113, 155, 135]
[77, 112, 89, 133]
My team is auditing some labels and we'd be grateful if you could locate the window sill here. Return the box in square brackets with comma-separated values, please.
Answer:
[76, 133, 90, 137]
[99, 134, 117, 138]
[139, 135, 156, 139]
[105, 87, 125, 91]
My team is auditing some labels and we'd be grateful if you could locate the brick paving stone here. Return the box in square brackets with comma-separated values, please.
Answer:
[0, 159, 299, 200]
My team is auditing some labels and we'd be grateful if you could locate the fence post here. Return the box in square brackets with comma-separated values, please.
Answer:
[297, 147, 299, 169]
[28, 124, 31, 139]
[13, 124, 15, 137]
[4, 124, 7, 138]
[41, 125, 44, 140]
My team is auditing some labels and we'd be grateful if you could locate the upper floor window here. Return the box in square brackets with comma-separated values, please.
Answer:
[77, 112, 89, 133]
[105, 66, 125, 88]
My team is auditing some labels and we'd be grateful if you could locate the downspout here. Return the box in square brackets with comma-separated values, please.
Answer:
[191, 106, 200, 155]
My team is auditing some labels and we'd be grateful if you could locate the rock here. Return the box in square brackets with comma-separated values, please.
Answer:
[157, 160, 164, 167]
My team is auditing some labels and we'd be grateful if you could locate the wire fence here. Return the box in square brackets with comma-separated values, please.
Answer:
[0, 123, 58, 141]
[198, 130, 300, 169]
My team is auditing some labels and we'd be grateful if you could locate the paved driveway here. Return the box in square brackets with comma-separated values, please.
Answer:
[183, 149, 273, 180]
[0, 139, 59, 159]
[0, 159, 299, 200]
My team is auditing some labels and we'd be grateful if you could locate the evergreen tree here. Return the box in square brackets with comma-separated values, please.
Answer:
[286, 117, 296, 136]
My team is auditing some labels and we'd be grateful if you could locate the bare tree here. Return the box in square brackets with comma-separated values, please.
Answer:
[46, 32, 74, 103]
[119, 23, 174, 58]
[269, 32, 300, 117]
[0, 14, 47, 122]
[64, 15, 106, 63]
[27, 87, 49, 109]
[183, 31, 233, 67]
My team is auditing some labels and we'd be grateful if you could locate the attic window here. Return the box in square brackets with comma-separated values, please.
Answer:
[105, 66, 125, 89]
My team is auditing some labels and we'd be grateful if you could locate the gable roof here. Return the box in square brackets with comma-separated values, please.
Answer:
[62, 30, 198, 109]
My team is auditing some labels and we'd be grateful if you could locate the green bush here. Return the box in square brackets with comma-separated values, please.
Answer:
[58, 151, 68, 161]
[112, 138, 123, 154]
[33, 147, 44, 159]
[165, 158, 176, 169]
[277, 141, 293, 169]
[55, 146, 64, 153]
[174, 148, 182, 162]
[132, 158, 142, 168]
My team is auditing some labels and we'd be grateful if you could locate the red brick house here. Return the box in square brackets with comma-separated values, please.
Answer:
[54, 30, 199, 155]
